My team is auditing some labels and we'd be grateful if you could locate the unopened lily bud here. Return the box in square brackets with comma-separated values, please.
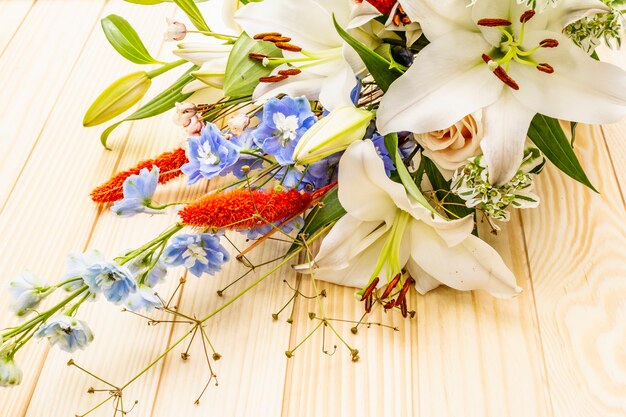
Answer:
[174, 102, 197, 127]
[227, 114, 250, 135]
[293, 106, 373, 165]
[164, 18, 187, 42]
[83, 71, 151, 127]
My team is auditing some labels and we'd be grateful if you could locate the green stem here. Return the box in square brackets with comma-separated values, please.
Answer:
[118, 223, 183, 264]
[147, 59, 186, 79]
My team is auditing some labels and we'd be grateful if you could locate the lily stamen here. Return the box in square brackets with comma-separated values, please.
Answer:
[482, 54, 520, 90]
[520, 10, 535, 23]
[537, 63, 555, 73]
[477, 18, 512, 27]
[540, 39, 559, 48]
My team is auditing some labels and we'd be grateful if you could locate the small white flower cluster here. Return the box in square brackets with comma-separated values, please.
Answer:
[451, 148, 545, 225]
[565, 0, 624, 54]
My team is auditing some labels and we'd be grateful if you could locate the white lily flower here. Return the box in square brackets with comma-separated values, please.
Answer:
[296, 140, 521, 298]
[379, 0, 626, 185]
[234, 0, 365, 110]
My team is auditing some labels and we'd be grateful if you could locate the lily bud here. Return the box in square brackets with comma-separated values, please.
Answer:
[164, 18, 187, 42]
[83, 71, 151, 127]
[293, 106, 373, 165]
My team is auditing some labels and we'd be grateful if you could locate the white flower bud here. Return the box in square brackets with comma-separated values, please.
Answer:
[227, 114, 251, 136]
[293, 106, 373, 166]
[6, 272, 52, 316]
[0, 356, 23, 387]
[164, 18, 187, 42]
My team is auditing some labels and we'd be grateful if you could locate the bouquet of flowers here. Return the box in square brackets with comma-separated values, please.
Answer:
[2, 0, 626, 413]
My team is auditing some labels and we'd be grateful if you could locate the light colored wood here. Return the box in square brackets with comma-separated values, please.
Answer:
[521, 124, 626, 417]
[0, 1, 625, 417]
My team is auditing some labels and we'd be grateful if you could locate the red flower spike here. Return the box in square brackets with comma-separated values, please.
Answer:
[90, 147, 188, 203]
[356, 0, 396, 15]
[179, 188, 316, 230]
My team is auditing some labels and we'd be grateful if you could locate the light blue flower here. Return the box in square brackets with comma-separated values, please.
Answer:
[126, 256, 167, 288]
[274, 165, 305, 189]
[83, 260, 137, 304]
[163, 234, 230, 277]
[6, 272, 52, 316]
[111, 166, 160, 217]
[245, 216, 304, 240]
[62, 250, 106, 292]
[223, 131, 264, 179]
[0, 356, 22, 387]
[371, 134, 395, 176]
[125, 285, 161, 311]
[35, 315, 94, 352]
[253, 96, 316, 165]
[299, 154, 341, 191]
[182, 123, 239, 184]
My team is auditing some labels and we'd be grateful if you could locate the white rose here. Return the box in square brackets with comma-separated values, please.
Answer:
[414, 111, 483, 178]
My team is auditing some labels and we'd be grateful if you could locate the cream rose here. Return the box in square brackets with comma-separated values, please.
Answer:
[414, 111, 483, 178]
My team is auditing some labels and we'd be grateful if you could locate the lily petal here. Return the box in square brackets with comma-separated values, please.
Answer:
[318, 62, 358, 110]
[234, 0, 339, 51]
[511, 31, 626, 124]
[545, 0, 610, 31]
[252, 69, 326, 103]
[377, 31, 502, 135]
[480, 90, 536, 185]
[409, 221, 521, 298]
[406, 258, 441, 294]
[398, 0, 475, 40]
[337, 141, 399, 223]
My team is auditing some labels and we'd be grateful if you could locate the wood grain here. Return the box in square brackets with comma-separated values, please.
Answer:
[0, 1, 624, 417]
[521, 124, 626, 417]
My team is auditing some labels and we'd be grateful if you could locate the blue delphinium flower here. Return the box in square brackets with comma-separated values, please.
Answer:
[299, 154, 341, 191]
[6, 272, 52, 316]
[182, 123, 240, 184]
[127, 256, 167, 288]
[111, 166, 160, 217]
[62, 250, 106, 292]
[83, 260, 137, 304]
[253, 96, 316, 165]
[163, 234, 230, 277]
[125, 286, 161, 311]
[224, 130, 264, 179]
[371, 134, 395, 176]
[274, 165, 305, 189]
[245, 216, 304, 240]
[34, 315, 94, 352]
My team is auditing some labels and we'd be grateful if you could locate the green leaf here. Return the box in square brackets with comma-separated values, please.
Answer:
[333, 15, 402, 92]
[99, 66, 198, 149]
[384, 133, 437, 214]
[421, 156, 474, 220]
[83, 71, 152, 127]
[101, 15, 161, 64]
[527, 114, 597, 192]
[173, 0, 210, 32]
[223, 33, 282, 98]
[290, 187, 345, 254]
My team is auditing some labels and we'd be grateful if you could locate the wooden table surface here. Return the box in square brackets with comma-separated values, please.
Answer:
[1, 1, 625, 416]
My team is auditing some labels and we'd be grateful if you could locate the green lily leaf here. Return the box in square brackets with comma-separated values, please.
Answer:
[101, 15, 161, 64]
[99, 66, 197, 149]
[290, 187, 345, 254]
[83, 71, 152, 128]
[223, 33, 282, 98]
[384, 133, 437, 214]
[333, 15, 402, 92]
[420, 156, 474, 220]
[527, 114, 597, 192]
[373, 43, 407, 72]
[173, 0, 210, 32]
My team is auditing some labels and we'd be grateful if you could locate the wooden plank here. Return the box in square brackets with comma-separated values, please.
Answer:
[521, 123, 626, 417]
[0, 0, 105, 208]
[148, 230, 295, 416]
[0, 2, 177, 416]
[600, 120, 626, 202]
[280, 214, 552, 417]
[0, 0, 34, 57]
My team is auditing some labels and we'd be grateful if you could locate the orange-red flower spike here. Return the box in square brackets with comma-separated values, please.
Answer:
[179, 188, 315, 230]
[90, 147, 188, 203]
